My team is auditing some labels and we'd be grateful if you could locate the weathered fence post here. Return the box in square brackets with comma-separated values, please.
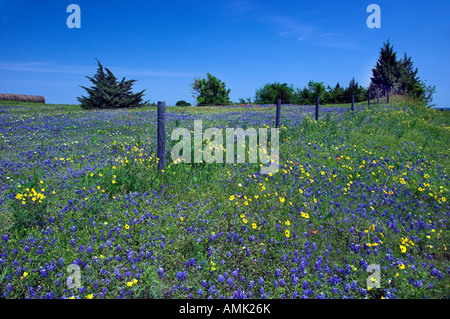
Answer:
[157, 101, 166, 172]
[351, 94, 355, 112]
[315, 96, 319, 121]
[368, 92, 371, 107]
[275, 99, 281, 128]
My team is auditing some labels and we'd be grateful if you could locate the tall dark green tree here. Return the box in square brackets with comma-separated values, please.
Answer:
[370, 40, 436, 106]
[398, 53, 420, 93]
[346, 78, 359, 95]
[78, 59, 147, 109]
[192, 73, 231, 106]
[399, 53, 436, 105]
[344, 78, 367, 102]
[370, 40, 403, 103]
[332, 82, 345, 103]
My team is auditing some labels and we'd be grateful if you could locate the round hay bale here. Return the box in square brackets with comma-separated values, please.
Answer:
[0, 93, 45, 103]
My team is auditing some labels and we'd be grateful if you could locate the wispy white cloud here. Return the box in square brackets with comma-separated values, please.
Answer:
[226, 1, 358, 49]
[0, 61, 194, 78]
[269, 15, 317, 41]
[265, 14, 357, 49]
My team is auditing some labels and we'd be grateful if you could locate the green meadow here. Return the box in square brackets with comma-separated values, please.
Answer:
[0, 98, 448, 299]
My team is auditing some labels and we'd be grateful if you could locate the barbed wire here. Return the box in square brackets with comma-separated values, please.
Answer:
[191, 94, 383, 107]
[189, 90, 390, 106]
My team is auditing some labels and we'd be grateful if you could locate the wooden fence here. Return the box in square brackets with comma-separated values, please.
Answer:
[156, 92, 380, 171]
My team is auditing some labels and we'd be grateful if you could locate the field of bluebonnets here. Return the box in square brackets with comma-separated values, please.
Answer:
[0, 98, 449, 299]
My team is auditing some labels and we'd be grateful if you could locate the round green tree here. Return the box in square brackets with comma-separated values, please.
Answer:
[191, 73, 231, 106]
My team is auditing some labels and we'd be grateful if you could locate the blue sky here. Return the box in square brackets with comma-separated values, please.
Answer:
[0, 0, 449, 107]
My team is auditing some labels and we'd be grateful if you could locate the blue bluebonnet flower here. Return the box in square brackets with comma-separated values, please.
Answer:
[302, 280, 308, 290]
[227, 277, 235, 289]
[258, 277, 264, 285]
[275, 268, 282, 277]
[260, 289, 266, 299]
[359, 259, 368, 270]
[46, 291, 55, 299]
[233, 287, 246, 299]
[315, 256, 323, 270]
[208, 285, 216, 295]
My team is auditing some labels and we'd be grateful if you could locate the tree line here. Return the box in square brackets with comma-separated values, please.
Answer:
[77, 40, 435, 109]
[251, 78, 367, 105]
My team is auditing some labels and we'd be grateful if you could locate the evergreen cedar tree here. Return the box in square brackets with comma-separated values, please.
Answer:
[78, 59, 147, 109]
[369, 40, 435, 104]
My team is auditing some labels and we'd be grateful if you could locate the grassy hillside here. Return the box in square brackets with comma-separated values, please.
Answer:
[0, 98, 448, 299]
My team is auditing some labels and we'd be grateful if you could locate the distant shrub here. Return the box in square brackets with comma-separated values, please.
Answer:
[176, 100, 191, 107]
